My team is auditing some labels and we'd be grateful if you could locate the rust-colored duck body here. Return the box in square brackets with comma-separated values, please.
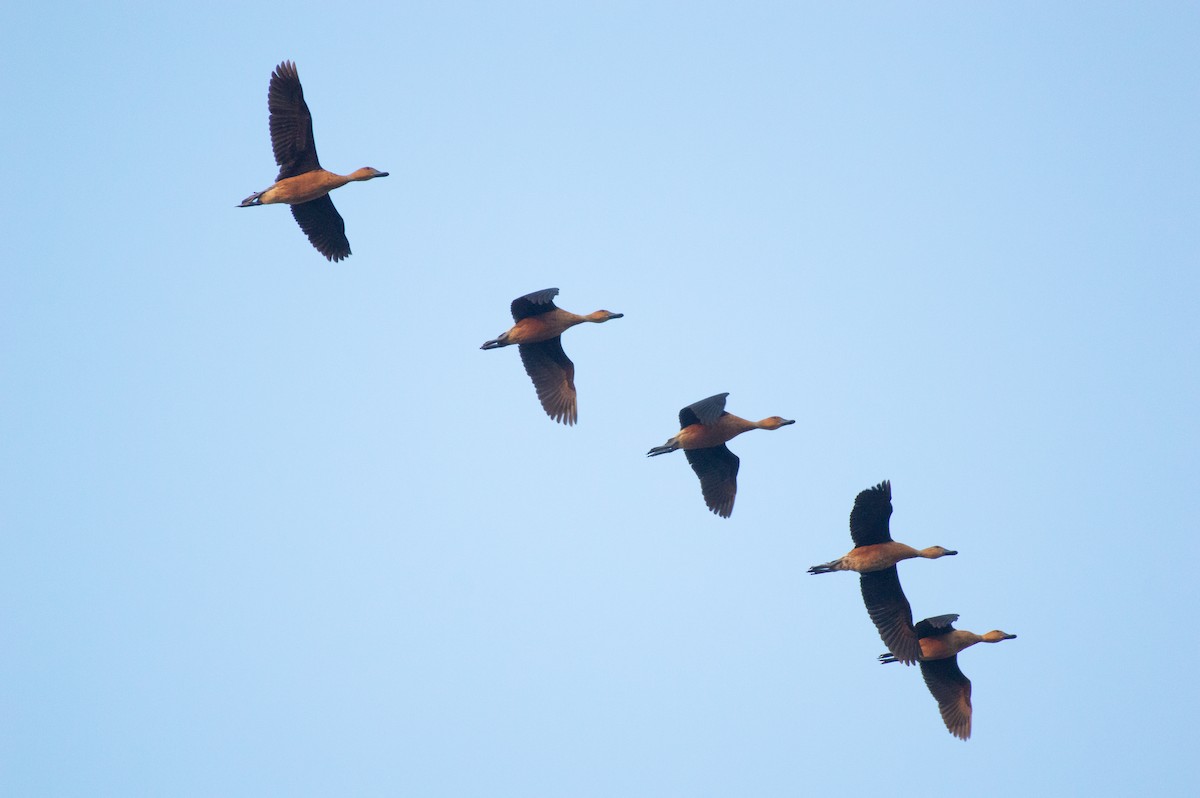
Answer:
[880, 614, 1016, 740]
[481, 288, 623, 425]
[808, 481, 957, 664]
[647, 393, 793, 518]
[239, 61, 388, 261]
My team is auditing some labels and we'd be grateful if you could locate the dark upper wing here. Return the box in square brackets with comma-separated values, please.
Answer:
[518, 337, 577, 425]
[849, 480, 893, 547]
[679, 392, 729, 428]
[290, 195, 349, 261]
[914, 614, 960, 639]
[859, 566, 920, 665]
[269, 61, 321, 179]
[510, 288, 560, 321]
[684, 444, 739, 518]
[919, 656, 973, 740]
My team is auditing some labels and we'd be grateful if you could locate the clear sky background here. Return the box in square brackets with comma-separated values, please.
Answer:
[2, 2, 1198, 796]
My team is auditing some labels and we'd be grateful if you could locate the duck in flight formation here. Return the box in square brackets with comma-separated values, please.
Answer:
[481, 288, 623, 425]
[808, 480, 957, 664]
[239, 61, 388, 261]
[647, 393, 794, 518]
[880, 613, 1016, 740]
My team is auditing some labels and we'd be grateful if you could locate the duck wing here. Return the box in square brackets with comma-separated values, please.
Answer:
[914, 614, 960, 638]
[684, 444, 739, 518]
[518, 336, 577, 425]
[678, 392, 730, 429]
[919, 656, 973, 740]
[290, 195, 350, 261]
[268, 60, 321, 180]
[859, 566, 921, 664]
[849, 480, 893, 547]
[510, 288, 560, 321]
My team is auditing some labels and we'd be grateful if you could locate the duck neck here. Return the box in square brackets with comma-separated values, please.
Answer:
[319, 171, 353, 191]
[959, 631, 984, 651]
[557, 310, 588, 329]
[723, 415, 758, 435]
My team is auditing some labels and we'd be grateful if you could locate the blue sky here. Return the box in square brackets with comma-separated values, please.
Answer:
[2, 2, 1198, 795]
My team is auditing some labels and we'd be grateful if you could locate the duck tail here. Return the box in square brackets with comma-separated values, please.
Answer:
[807, 560, 840, 575]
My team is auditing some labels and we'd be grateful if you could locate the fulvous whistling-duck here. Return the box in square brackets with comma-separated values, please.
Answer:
[238, 61, 388, 261]
[480, 288, 623, 425]
[880, 614, 1016, 740]
[808, 481, 957, 664]
[646, 393, 794, 518]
